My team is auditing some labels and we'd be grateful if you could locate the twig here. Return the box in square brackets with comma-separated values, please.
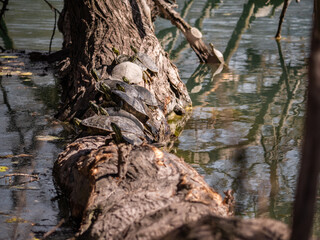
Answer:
[41, 0, 60, 54]
[275, 0, 289, 40]
[49, 10, 57, 54]
[42, 219, 65, 239]
[0, 0, 9, 32]
[42, 0, 61, 15]
[0, 0, 8, 20]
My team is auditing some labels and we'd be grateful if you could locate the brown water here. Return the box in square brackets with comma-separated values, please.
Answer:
[0, 0, 315, 238]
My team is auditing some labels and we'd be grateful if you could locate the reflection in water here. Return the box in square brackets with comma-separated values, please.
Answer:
[157, 0, 314, 235]
[0, 54, 74, 239]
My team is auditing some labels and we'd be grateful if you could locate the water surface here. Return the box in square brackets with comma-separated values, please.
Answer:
[156, 0, 313, 233]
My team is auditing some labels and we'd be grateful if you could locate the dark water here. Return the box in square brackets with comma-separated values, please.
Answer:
[156, 0, 314, 234]
[0, 0, 315, 238]
[0, 1, 73, 239]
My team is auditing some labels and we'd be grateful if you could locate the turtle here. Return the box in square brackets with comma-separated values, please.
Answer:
[111, 61, 143, 85]
[100, 79, 140, 98]
[134, 85, 158, 107]
[97, 80, 156, 122]
[130, 46, 159, 73]
[74, 115, 146, 145]
[105, 107, 155, 142]
[89, 101, 109, 116]
[111, 122, 143, 146]
[115, 54, 131, 64]
[209, 43, 224, 64]
[112, 90, 150, 123]
[99, 79, 158, 107]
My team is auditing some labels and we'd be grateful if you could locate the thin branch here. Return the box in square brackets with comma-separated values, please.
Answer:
[42, 218, 65, 239]
[42, 0, 61, 15]
[49, 9, 57, 54]
[275, 0, 289, 40]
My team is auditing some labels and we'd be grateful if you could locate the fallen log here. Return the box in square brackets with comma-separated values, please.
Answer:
[54, 136, 233, 239]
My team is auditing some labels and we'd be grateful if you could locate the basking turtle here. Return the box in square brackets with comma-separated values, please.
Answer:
[100, 79, 140, 98]
[112, 90, 150, 123]
[105, 107, 144, 132]
[98, 79, 158, 107]
[131, 46, 159, 73]
[111, 61, 143, 85]
[111, 122, 143, 146]
[115, 54, 131, 64]
[106, 107, 155, 142]
[75, 115, 146, 145]
[134, 85, 158, 107]
[97, 80, 156, 123]
[89, 101, 109, 116]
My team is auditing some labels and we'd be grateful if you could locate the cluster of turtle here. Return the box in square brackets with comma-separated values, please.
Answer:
[75, 47, 170, 146]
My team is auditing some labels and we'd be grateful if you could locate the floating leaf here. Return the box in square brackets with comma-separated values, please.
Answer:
[0, 55, 18, 59]
[5, 216, 28, 223]
[36, 135, 63, 141]
[0, 166, 9, 172]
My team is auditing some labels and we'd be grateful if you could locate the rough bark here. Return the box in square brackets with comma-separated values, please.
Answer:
[163, 215, 290, 240]
[55, 0, 191, 122]
[54, 136, 233, 239]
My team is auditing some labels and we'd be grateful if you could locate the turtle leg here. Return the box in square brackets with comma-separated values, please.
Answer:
[143, 70, 153, 83]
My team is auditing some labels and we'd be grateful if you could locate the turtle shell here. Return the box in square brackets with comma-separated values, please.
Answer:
[116, 54, 131, 64]
[102, 79, 139, 98]
[105, 107, 145, 132]
[112, 90, 149, 123]
[111, 61, 143, 85]
[81, 115, 145, 138]
[106, 107, 155, 143]
[134, 85, 158, 107]
[136, 53, 159, 73]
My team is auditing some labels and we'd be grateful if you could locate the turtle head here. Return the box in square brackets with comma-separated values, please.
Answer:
[111, 122, 123, 144]
[73, 118, 82, 126]
[91, 69, 100, 81]
[112, 47, 120, 56]
[130, 45, 138, 54]
[89, 101, 100, 114]
[99, 82, 113, 101]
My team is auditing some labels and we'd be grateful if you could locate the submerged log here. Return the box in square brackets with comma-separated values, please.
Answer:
[54, 136, 232, 239]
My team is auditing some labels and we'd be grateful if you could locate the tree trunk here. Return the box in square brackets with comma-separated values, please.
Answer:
[55, 0, 191, 122]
